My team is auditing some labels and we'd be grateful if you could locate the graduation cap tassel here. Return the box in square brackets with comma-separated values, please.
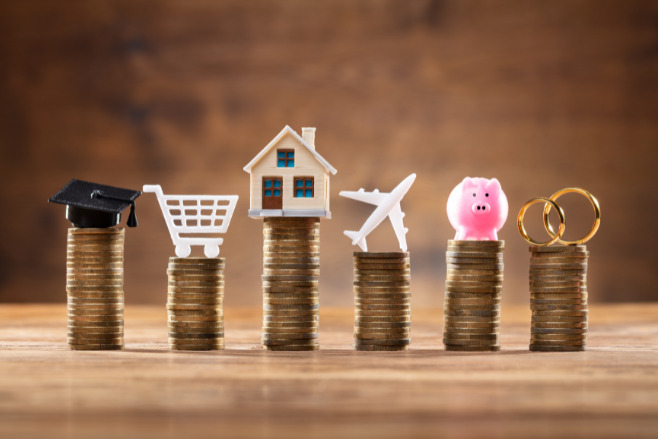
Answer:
[127, 201, 138, 228]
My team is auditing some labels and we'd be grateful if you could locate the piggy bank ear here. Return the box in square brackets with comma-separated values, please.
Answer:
[485, 178, 501, 196]
[462, 177, 477, 190]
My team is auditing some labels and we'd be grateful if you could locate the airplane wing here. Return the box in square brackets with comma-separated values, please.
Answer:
[339, 189, 388, 206]
[388, 203, 408, 252]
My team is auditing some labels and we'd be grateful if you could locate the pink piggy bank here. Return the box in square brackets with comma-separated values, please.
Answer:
[447, 177, 508, 241]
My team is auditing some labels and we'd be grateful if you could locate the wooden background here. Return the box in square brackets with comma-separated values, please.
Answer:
[0, 0, 656, 306]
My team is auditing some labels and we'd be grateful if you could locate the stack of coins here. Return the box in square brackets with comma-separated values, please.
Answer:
[167, 257, 225, 350]
[443, 240, 504, 351]
[529, 245, 589, 352]
[66, 227, 125, 350]
[353, 252, 411, 351]
[262, 217, 320, 351]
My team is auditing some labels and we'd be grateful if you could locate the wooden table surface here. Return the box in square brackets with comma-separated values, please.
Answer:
[0, 304, 656, 439]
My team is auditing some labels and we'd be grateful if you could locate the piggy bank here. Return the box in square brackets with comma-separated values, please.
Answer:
[447, 177, 508, 241]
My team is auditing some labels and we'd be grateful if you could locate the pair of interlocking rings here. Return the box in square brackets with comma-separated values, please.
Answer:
[517, 187, 601, 246]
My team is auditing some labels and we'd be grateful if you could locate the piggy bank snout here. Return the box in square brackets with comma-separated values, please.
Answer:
[471, 202, 491, 215]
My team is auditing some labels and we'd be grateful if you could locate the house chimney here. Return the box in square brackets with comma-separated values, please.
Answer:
[302, 127, 316, 150]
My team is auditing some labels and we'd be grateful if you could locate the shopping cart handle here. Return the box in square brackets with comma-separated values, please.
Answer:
[142, 185, 163, 195]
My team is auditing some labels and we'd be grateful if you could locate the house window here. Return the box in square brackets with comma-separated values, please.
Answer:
[294, 177, 314, 198]
[277, 149, 294, 168]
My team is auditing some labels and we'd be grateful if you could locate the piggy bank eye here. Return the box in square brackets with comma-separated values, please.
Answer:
[472, 193, 476, 197]
[485, 193, 489, 197]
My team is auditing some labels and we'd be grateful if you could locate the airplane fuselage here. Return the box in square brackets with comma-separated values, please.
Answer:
[351, 174, 415, 245]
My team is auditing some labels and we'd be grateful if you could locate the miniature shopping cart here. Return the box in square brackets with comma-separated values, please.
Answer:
[143, 185, 239, 258]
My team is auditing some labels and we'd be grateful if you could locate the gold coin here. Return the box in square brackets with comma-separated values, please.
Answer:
[444, 309, 500, 317]
[531, 327, 587, 335]
[354, 251, 409, 258]
[168, 318, 223, 325]
[447, 240, 504, 247]
[353, 338, 410, 346]
[355, 310, 411, 318]
[265, 256, 320, 263]
[265, 301, 319, 308]
[261, 275, 319, 282]
[68, 316, 123, 323]
[444, 344, 500, 352]
[529, 344, 585, 351]
[355, 304, 410, 311]
[443, 332, 498, 339]
[531, 320, 588, 327]
[354, 285, 411, 291]
[262, 319, 318, 326]
[264, 344, 319, 351]
[445, 286, 502, 293]
[530, 333, 587, 341]
[169, 342, 224, 350]
[530, 245, 587, 252]
[530, 304, 589, 312]
[354, 265, 410, 272]
[167, 306, 222, 313]
[69, 344, 123, 351]
[262, 318, 318, 326]
[262, 279, 318, 286]
[355, 320, 411, 328]
[354, 344, 407, 351]
[262, 336, 318, 345]
[354, 333, 409, 340]
[168, 299, 223, 307]
[442, 338, 498, 346]
[447, 274, 505, 283]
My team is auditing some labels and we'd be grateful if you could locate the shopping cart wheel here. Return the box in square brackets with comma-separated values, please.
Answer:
[204, 244, 220, 258]
[175, 245, 191, 258]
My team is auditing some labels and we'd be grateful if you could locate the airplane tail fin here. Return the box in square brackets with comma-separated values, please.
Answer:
[344, 231, 367, 252]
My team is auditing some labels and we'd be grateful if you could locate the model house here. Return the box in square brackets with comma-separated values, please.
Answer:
[244, 126, 337, 218]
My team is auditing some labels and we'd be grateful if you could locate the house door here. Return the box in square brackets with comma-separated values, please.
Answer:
[262, 177, 283, 209]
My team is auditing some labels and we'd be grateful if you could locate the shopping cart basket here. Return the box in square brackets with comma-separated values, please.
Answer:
[143, 185, 239, 258]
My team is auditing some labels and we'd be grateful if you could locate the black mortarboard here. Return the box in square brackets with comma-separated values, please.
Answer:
[49, 179, 141, 228]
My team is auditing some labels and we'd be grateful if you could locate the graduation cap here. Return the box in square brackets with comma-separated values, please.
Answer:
[49, 179, 141, 228]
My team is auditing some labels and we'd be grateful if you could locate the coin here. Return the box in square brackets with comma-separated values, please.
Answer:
[448, 239, 504, 247]
[66, 227, 127, 350]
[169, 342, 224, 350]
[354, 344, 407, 351]
[531, 321, 589, 328]
[354, 340, 410, 349]
[445, 344, 500, 352]
[265, 345, 319, 351]
[529, 344, 585, 352]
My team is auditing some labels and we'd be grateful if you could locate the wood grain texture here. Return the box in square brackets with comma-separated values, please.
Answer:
[0, 304, 656, 439]
[0, 1, 657, 305]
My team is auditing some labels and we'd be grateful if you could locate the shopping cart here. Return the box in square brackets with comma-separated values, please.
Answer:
[143, 185, 239, 258]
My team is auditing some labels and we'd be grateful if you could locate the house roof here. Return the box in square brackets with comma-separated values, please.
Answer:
[243, 125, 338, 175]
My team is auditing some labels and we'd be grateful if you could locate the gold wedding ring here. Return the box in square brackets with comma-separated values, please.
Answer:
[518, 187, 601, 246]
[543, 187, 601, 245]
[517, 198, 566, 246]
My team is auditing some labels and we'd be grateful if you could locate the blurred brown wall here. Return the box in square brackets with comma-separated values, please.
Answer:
[0, 0, 656, 306]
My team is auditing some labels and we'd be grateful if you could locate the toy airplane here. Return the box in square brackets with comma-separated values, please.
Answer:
[340, 174, 416, 252]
